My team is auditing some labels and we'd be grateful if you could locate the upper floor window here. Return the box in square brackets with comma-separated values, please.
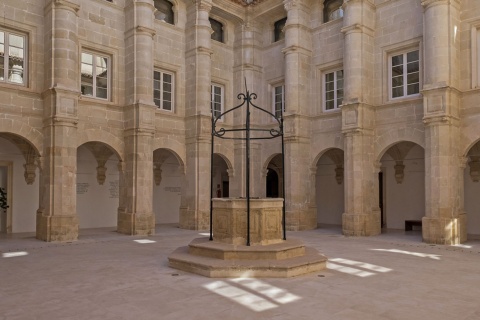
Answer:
[273, 85, 285, 118]
[154, 69, 174, 111]
[0, 30, 26, 86]
[210, 18, 224, 43]
[211, 84, 224, 120]
[323, 0, 343, 23]
[390, 50, 419, 99]
[154, 0, 174, 25]
[324, 70, 343, 111]
[274, 18, 287, 42]
[81, 52, 110, 100]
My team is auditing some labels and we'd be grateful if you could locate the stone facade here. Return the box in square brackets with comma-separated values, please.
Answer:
[1, 0, 480, 245]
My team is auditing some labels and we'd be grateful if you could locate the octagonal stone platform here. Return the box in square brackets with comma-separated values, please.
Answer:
[168, 198, 328, 278]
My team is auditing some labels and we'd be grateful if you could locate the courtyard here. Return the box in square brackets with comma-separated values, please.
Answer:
[1, 225, 479, 320]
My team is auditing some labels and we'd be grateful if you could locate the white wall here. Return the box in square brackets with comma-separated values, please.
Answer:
[464, 168, 480, 237]
[0, 137, 39, 233]
[153, 154, 181, 224]
[316, 157, 344, 225]
[76, 146, 119, 229]
[381, 145, 425, 230]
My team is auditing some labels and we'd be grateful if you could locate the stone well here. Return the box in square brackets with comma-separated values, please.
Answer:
[168, 198, 328, 278]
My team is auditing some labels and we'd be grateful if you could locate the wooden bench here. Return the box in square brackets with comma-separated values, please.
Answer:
[405, 220, 422, 231]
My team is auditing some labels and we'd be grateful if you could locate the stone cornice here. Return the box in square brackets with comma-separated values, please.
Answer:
[185, 46, 214, 58]
[341, 23, 374, 37]
[422, 114, 459, 126]
[190, 0, 213, 12]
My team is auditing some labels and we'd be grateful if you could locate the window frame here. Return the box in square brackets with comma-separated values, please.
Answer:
[80, 51, 111, 100]
[272, 84, 285, 118]
[388, 49, 420, 100]
[323, 69, 343, 111]
[0, 29, 28, 87]
[211, 83, 224, 121]
[154, 69, 174, 112]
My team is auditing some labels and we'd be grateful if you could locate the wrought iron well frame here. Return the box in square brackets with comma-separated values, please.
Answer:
[210, 85, 286, 246]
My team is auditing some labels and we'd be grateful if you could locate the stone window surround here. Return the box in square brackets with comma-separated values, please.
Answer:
[323, 68, 343, 112]
[154, 69, 175, 112]
[381, 38, 423, 104]
[0, 28, 27, 87]
[323, 0, 344, 23]
[80, 50, 111, 101]
[211, 83, 224, 121]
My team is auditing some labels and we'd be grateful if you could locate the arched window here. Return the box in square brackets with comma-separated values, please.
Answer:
[154, 0, 174, 25]
[323, 0, 343, 23]
[274, 17, 287, 42]
[210, 18, 224, 43]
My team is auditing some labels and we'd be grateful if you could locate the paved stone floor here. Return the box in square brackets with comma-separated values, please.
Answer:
[1, 225, 480, 320]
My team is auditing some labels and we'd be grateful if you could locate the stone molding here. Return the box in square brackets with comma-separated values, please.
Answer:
[341, 23, 375, 37]
[53, 0, 80, 14]
[421, 0, 460, 9]
[135, 25, 156, 38]
[281, 45, 312, 56]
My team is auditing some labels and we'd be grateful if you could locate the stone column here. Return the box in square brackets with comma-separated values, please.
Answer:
[37, 0, 80, 242]
[119, 0, 156, 235]
[340, 0, 380, 236]
[282, 0, 315, 230]
[180, 0, 213, 230]
[421, 0, 464, 244]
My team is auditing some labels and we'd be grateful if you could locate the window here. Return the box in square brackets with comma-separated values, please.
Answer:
[390, 50, 419, 99]
[211, 84, 224, 120]
[323, 0, 343, 23]
[154, 70, 174, 111]
[0, 30, 26, 85]
[273, 85, 284, 118]
[154, 0, 174, 25]
[210, 18, 224, 43]
[274, 18, 287, 42]
[81, 52, 110, 99]
[324, 70, 343, 110]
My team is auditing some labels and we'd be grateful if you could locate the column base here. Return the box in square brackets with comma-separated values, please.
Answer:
[286, 208, 317, 231]
[179, 207, 209, 230]
[36, 212, 79, 242]
[342, 211, 381, 236]
[422, 213, 467, 244]
[117, 212, 155, 235]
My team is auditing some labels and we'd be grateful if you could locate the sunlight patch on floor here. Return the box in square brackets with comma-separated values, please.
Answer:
[133, 239, 156, 244]
[203, 278, 301, 312]
[2, 251, 28, 258]
[371, 248, 441, 260]
[327, 258, 392, 277]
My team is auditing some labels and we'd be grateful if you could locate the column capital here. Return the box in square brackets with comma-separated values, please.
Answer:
[53, 0, 80, 14]
[421, 0, 460, 9]
[191, 0, 213, 12]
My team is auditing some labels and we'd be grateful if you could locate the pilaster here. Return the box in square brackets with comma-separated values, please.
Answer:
[37, 0, 81, 242]
[118, 0, 157, 235]
[181, 0, 213, 230]
[421, 0, 465, 244]
[282, 0, 315, 230]
[340, 0, 379, 236]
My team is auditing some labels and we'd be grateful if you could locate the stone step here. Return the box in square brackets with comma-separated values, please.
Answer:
[168, 245, 327, 278]
[187, 237, 306, 260]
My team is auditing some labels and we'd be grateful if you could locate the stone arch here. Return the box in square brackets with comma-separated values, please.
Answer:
[376, 138, 425, 164]
[375, 127, 424, 163]
[77, 129, 124, 162]
[153, 147, 186, 170]
[263, 153, 282, 171]
[213, 142, 234, 170]
[0, 119, 42, 156]
[153, 136, 186, 169]
[312, 147, 344, 171]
